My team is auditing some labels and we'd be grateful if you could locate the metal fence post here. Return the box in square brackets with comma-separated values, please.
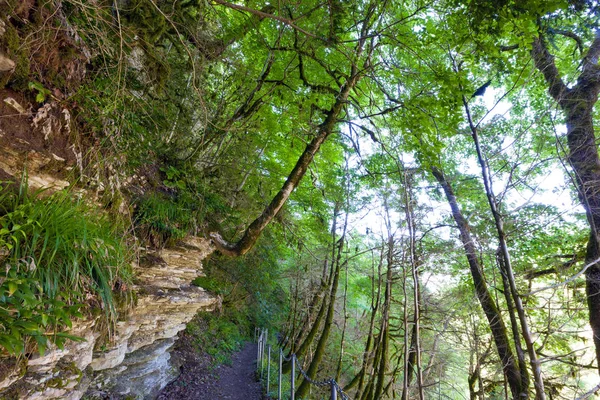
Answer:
[260, 329, 266, 379]
[267, 345, 271, 395]
[256, 330, 261, 372]
[260, 331, 264, 379]
[331, 381, 337, 400]
[291, 354, 296, 400]
[278, 349, 282, 400]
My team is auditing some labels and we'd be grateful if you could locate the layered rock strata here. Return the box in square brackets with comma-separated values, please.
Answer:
[0, 237, 217, 399]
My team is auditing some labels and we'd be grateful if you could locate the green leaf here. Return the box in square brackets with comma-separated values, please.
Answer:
[7, 282, 18, 296]
[35, 335, 47, 356]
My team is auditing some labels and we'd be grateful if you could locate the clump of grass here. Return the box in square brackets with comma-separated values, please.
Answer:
[133, 191, 199, 248]
[0, 182, 132, 356]
[133, 192, 188, 247]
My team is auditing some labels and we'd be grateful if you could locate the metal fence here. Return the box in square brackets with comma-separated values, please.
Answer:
[255, 328, 351, 400]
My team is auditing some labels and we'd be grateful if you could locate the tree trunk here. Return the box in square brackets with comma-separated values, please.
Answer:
[531, 32, 600, 373]
[401, 322, 418, 400]
[497, 250, 531, 393]
[372, 233, 393, 400]
[295, 216, 347, 398]
[290, 251, 332, 352]
[336, 255, 350, 380]
[401, 234, 411, 400]
[431, 166, 525, 398]
[347, 249, 384, 397]
[283, 207, 339, 373]
[210, 70, 362, 256]
[404, 171, 424, 400]
[462, 95, 543, 398]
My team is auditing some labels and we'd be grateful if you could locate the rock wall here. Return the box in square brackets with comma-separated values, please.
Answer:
[0, 236, 218, 400]
[0, 87, 223, 399]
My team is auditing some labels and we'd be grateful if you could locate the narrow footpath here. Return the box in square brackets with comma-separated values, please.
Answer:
[157, 339, 263, 400]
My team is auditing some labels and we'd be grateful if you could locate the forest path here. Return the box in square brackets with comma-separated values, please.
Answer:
[157, 340, 263, 399]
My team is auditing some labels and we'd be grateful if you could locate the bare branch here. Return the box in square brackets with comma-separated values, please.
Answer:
[525, 256, 600, 296]
[583, 30, 600, 73]
[551, 28, 584, 54]
[575, 382, 600, 400]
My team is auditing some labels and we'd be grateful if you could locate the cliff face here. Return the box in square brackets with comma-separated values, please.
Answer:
[0, 234, 218, 400]
[0, 90, 219, 399]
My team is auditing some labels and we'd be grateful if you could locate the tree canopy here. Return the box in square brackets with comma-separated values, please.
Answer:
[2, 0, 600, 397]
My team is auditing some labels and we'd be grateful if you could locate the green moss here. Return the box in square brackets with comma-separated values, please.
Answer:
[62, 361, 83, 384]
[44, 360, 82, 389]
[192, 276, 224, 294]
[1, 22, 31, 90]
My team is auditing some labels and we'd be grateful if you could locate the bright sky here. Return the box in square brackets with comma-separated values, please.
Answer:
[347, 87, 585, 246]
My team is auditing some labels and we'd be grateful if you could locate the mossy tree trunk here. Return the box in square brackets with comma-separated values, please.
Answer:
[210, 68, 363, 256]
[210, 1, 378, 257]
[345, 249, 384, 396]
[371, 233, 393, 400]
[294, 207, 347, 398]
[461, 93, 544, 398]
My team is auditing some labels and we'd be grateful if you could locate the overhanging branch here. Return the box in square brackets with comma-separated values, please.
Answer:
[211, 0, 319, 39]
[531, 35, 570, 106]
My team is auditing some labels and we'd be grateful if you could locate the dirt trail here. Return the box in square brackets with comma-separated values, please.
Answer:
[158, 340, 263, 400]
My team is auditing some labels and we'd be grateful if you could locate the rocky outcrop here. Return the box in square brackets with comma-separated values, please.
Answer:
[0, 53, 14, 72]
[0, 82, 221, 400]
[0, 237, 218, 400]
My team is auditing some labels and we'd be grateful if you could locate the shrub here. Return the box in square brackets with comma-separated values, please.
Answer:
[133, 191, 194, 247]
[186, 311, 246, 366]
[0, 182, 132, 355]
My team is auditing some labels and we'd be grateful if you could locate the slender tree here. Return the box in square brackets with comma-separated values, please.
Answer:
[431, 166, 526, 398]
[210, 1, 377, 256]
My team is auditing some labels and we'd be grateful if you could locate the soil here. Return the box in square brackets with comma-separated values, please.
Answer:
[0, 88, 77, 174]
[157, 335, 264, 400]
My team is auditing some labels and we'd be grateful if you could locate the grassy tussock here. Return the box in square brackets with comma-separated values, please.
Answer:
[0, 182, 132, 356]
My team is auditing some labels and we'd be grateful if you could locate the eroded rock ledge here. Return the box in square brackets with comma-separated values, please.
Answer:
[0, 237, 218, 400]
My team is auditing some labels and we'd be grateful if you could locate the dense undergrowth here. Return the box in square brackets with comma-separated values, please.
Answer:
[0, 181, 132, 356]
[0, 0, 288, 361]
[185, 311, 248, 367]
[188, 234, 288, 365]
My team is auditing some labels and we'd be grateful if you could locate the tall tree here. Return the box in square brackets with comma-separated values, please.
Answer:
[530, 24, 600, 375]
[431, 166, 526, 398]
[210, 1, 378, 256]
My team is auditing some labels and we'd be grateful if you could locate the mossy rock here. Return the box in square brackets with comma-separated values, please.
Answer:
[46, 361, 83, 389]
[0, 21, 31, 90]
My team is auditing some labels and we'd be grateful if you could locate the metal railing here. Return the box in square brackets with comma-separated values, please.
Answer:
[256, 328, 351, 400]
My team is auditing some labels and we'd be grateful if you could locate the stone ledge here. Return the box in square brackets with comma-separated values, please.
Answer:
[0, 236, 217, 400]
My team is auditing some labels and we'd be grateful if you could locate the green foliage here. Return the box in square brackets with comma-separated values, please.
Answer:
[186, 233, 288, 370]
[1, 0, 598, 396]
[133, 191, 192, 247]
[186, 311, 247, 366]
[0, 262, 83, 356]
[0, 182, 132, 356]
[28, 81, 51, 103]
[204, 235, 289, 330]
[191, 276, 224, 295]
